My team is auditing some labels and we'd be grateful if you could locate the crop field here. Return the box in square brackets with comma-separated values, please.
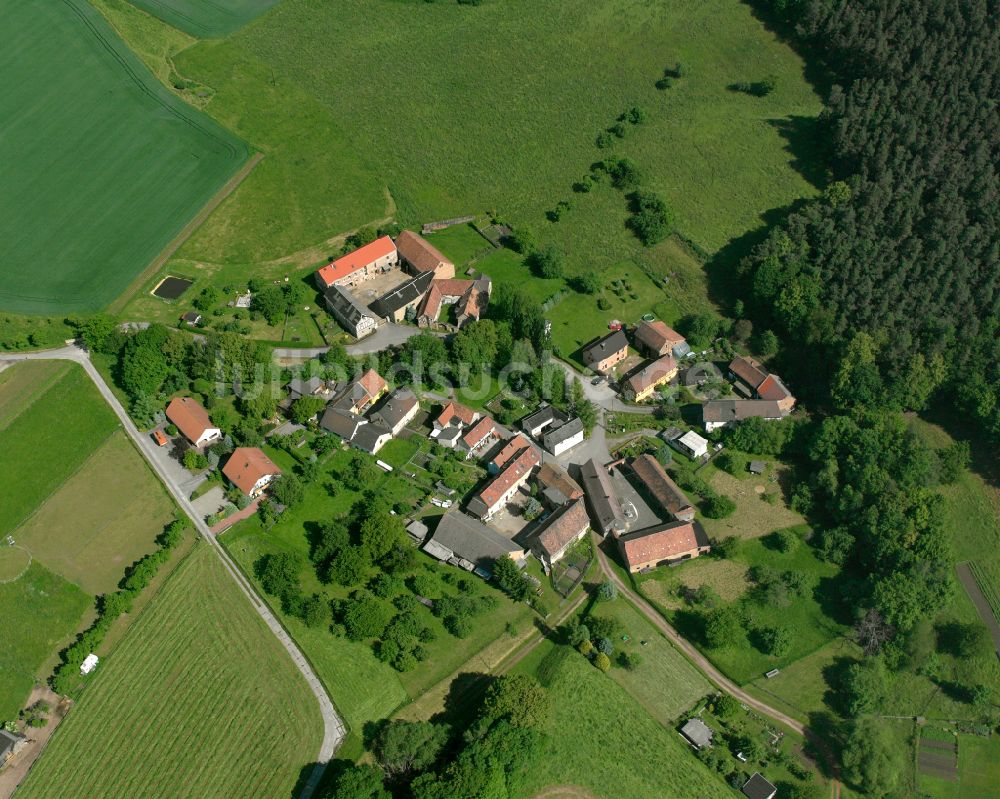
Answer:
[918, 731, 1000, 799]
[16, 544, 322, 799]
[0, 0, 249, 313]
[156, 0, 820, 274]
[128, 0, 282, 38]
[0, 362, 175, 718]
[515, 643, 731, 799]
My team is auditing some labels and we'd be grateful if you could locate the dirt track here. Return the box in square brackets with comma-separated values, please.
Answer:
[956, 562, 1000, 657]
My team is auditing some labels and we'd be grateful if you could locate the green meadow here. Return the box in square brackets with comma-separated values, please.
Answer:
[0, 0, 249, 313]
[127, 0, 282, 38]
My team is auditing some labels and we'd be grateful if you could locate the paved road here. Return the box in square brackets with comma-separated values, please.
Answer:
[592, 537, 842, 796]
[1, 347, 343, 799]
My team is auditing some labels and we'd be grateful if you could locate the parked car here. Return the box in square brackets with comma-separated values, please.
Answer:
[151, 430, 168, 447]
[591, 375, 606, 386]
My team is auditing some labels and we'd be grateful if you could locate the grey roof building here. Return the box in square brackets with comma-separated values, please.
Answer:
[579, 458, 625, 536]
[320, 408, 367, 440]
[702, 399, 785, 431]
[1, 729, 27, 763]
[370, 389, 419, 435]
[423, 511, 525, 575]
[542, 416, 584, 455]
[287, 375, 327, 400]
[352, 422, 392, 454]
[742, 773, 777, 799]
[369, 271, 433, 320]
[680, 718, 714, 750]
[323, 284, 379, 338]
[522, 404, 568, 437]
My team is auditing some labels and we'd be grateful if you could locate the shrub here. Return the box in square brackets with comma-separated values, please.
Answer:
[619, 651, 642, 671]
[627, 191, 675, 246]
[593, 652, 612, 672]
[703, 494, 736, 519]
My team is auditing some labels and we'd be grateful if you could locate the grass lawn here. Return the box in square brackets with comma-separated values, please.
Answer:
[699, 465, 805, 541]
[638, 529, 849, 684]
[0, 561, 91, 721]
[0, 364, 119, 536]
[128, 0, 282, 37]
[514, 642, 731, 799]
[473, 247, 566, 305]
[587, 598, 712, 725]
[221, 445, 532, 731]
[424, 224, 494, 268]
[16, 543, 322, 799]
[0, 0, 249, 314]
[0, 361, 70, 431]
[12, 433, 176, 595]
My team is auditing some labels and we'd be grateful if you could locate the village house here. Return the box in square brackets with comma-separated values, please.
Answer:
[1, 729, 27, 766]
[423, 511, 525, 577]
[369, 389, 420, 436]
[674, 429, 709, 459]
[680, 718, 714, 750]
[396, 230, 456, 279]
[521, 405, 584, 456]
[417, 276, 491, 329]
[634, 320, 690, 358]
[581, 330, 630, 374]
[180, 311, 202, 326]
[623, 354, 678, 402]
[487, 433, 534, 473]
[702, 399, 785, 432]
[535, 461, 584, 508]
[223, 447, 282, 498]
[467, 443, 540, 520]
[742, 773, 778, 799]
[579, 458, 626, 536]
[629, 453, 695, 521]
[329, 369, 389, 415]
[431, 400, 480, 448]
[617, 519, 710, 572]
[322, 284, 379, 339]
[528, 497, 591, 572]
[320, 408, 368, 441]
[368, 271, 434, 323]
[458, 416, 498, 459]
[285, 376, 333, 402]
[351, 422, 393, 455]
[165, 396, 221, 448]
[728, 356, 795, 412]
[314, 235, 398, 290]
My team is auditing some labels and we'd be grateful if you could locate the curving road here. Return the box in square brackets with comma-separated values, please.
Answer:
[1, 346, 343, 799]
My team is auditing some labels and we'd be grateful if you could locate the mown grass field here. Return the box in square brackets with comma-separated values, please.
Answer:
[587, 598, 711, 725]
[128, 0, 282, 37]
[918, 730, 1000, 799]
[16, 543, 322, 799]
[0, 362, 175, 719]
[0, 0, 249, 313]
[514, 642, 731, 799]
[0, 562, 91, 721]
[109, 0, 820, 279]
[221, 444, 532, 732]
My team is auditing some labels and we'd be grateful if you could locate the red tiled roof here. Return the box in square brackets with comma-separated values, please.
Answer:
[166, 397, 215, 444]
[316, 236, 396, 287]
[626, 355, 678, 394]
[757, 373, 792, 402]
[477, 447, 540, 509]
[533, 498, 590, 557]
[462, 416, 496, 449]
[729, 356, 768, 390]
[536, 462, 584, 501]
[397, 230, 454, 273]
[435, 401, 477, 428]
[492, 434, 533, 468]
[618, 520, 703, 567]
[357, 368, 387, 399]
[223, 447, 282, 495]
[635, 320, 685, 353]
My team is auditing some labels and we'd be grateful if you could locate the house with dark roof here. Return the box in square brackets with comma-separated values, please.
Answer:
[581, 330, 630, 374]
[315, 235, 398, 289]
[423, 511, 525, 575]
[579, 458, 625, 536]
[1, 729, 27, 765]
[286, 375, 332, 402]
[628, 454, 695, 521]
[370, 389, 419, 436]
[742, 773, 778, 799]
[329, 369, 388, 415]
[223, 447, 282, 497]
[528, 498, 591, 571]
[322, 284, 379, 339]
[352, 422, 392, 455]
[467, 445, 540, 520]
[728, 356, 795, 413]
[679, 718, 714, 750]
[617, 519, 710, 572]
[397, 230, 456, 279]
[634, 320, 689, 358]
[369, 271, 434, 322]
[180, 311, 202, 326]
[166, 396, 221, 448]
[522, 405, 568, 438]
[702, 399, 785, 432]
[623, 355, 678, 402]
[320, 407, 368, 441]
[535, 462, 583, 507]
[542, 416, 584, 456]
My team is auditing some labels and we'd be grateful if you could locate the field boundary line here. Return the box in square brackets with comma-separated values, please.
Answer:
[0, 362, 72, 433]
[108, 151, 265, 314]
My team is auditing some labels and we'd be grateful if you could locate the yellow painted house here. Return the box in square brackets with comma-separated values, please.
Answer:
[624, 355, 678, 402]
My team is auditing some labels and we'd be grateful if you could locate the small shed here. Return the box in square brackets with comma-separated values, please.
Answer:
[676, 430, 709, 459]
[749, 460, 766, 475]
[181, 311, 202, 326]
[680, 717, 714, 750]
[742, 773, 777, 799]
[80, 653, 99, 675]
[406, 520, 429, 544]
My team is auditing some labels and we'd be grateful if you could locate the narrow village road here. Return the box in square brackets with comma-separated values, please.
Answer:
[1, 346, 342, 799]
[592, 538, 842, 797]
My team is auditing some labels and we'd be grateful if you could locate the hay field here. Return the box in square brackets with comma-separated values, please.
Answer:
[128, 0, 282, 37]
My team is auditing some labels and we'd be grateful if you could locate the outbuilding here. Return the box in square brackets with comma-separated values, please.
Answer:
[741, 773, 777, 799]
[680, 718, 713, 750]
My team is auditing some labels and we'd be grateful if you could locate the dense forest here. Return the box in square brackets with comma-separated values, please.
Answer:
[745, 0, 1000, 435]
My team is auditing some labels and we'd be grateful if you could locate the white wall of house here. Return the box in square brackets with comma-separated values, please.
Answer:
[195, 428, 222, 448]
[549, 429, 584, 457]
